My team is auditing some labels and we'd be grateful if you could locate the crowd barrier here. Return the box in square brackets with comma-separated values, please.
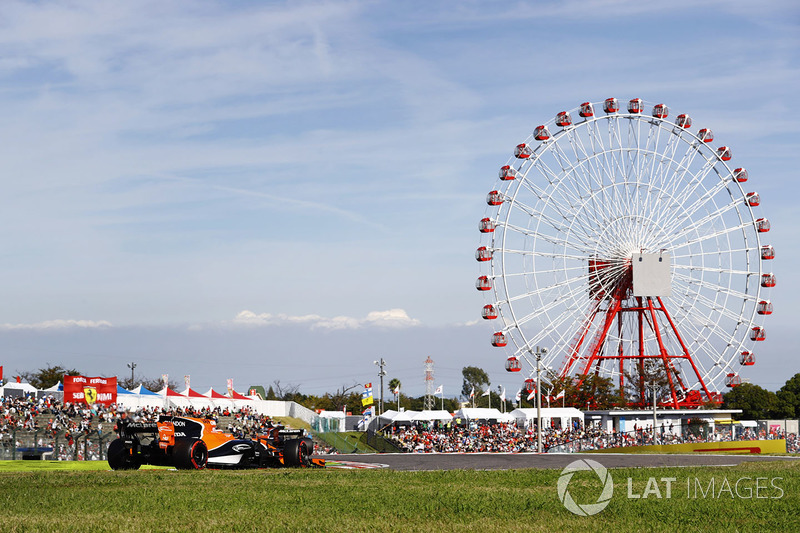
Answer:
[0, 430, 116, 461]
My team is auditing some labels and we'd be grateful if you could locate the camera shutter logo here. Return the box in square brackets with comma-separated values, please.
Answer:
[557, 459, 614, 516]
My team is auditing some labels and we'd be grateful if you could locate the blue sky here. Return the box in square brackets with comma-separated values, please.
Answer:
[0, 1, 797, 397]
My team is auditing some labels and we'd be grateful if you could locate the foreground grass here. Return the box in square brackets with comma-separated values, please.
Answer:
[0, 461, 168, 472]
[0, 461, 797, 532]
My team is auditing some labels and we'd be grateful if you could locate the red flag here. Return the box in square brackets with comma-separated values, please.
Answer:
[15, 375, 21, 383]
[0, 365, 3, 382]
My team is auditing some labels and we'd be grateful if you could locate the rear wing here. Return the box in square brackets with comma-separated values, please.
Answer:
[277, 429, 305, 438]
[119, 422, 158, 436]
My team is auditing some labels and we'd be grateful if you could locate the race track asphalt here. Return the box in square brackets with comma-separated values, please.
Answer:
[319, 452, 800, 471]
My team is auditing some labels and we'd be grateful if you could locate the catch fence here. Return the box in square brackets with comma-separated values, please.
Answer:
[0, 430, 115, 461]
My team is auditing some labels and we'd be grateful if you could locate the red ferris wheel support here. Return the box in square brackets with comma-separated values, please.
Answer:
[557, 259, 720, 409]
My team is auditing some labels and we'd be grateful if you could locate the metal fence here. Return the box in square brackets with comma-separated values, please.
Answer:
[0, 430, 115, 461]
[311, 417, 342, 433]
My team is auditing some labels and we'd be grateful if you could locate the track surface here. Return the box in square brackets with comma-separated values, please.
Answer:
[318, 452, 800, 471]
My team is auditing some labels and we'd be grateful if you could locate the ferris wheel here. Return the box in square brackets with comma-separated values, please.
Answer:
[476, 98, 774, 408]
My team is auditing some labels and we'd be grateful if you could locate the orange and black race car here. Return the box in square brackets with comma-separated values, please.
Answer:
[107, 415, 324, 470]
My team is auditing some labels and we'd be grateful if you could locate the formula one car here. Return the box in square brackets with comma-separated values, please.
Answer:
[107, 415, 324, 470]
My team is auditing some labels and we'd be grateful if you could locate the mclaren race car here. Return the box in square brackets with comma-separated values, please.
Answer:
[107, 415, 324, 470]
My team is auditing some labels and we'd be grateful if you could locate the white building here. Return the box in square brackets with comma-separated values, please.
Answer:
[585, 409, 743, 434]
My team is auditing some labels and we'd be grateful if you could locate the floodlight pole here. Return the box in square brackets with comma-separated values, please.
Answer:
[374, 358, 386, 416]
[127, 362, 137, 386]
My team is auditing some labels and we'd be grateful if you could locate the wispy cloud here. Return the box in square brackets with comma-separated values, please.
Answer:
[0, 319, 113, 331]
[229, 309, 421, 330]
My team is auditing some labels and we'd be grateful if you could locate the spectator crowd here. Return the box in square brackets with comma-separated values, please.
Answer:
[2, 393, 799, 459]
[385, 419, 800, 454]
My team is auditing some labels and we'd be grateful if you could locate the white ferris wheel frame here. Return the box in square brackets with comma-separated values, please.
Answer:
[478, 99, 772, 395]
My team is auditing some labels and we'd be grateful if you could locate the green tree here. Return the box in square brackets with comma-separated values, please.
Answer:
[546, 373, 620, 410]
[140, 376, 179, 392]
[722, 383, 780, 419]
[321, 383, 361, 412]
[388, 378, 401, 395]
[20, 364, 81, 389]
[119, 375, 178, 391]
[776, 373, 800, 418]
[622, 359, 678, 406]
[462, 366, 490, 399]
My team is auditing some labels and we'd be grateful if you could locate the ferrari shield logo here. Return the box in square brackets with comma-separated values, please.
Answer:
[83, 386, 98, 405]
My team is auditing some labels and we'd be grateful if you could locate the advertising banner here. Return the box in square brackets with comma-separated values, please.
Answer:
[63, 375, 117, 406]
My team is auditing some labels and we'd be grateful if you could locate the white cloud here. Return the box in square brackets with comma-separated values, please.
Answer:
[230, 309, 420, 330]
[0, 319, 113, 331]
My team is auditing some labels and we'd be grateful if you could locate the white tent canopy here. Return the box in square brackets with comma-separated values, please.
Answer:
[1, 382, 39, 399]
[177, 389, 215, 410]
[128, 387, 165, 410]
[2, 382, 38, 394]
[412, 410, 453, 422]
[43, 382, 62, 392]
[454, 408, 514, 423]
[391, 410, 419, 423]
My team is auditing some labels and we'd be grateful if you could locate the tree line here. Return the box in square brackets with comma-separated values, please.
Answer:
[11, 363, 800, 420]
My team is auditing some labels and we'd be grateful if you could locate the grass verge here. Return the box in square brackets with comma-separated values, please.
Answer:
[0, 461, 797, 532]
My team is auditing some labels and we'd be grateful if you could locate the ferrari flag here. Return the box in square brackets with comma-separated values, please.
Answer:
[361, 383, 374, 406]
[63, 375, 117, 406]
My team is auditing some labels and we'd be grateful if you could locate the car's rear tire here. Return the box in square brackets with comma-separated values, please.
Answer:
[283, 439, 309, 467]
[107, 438, 141, 471]
[173, 439, 208, 470]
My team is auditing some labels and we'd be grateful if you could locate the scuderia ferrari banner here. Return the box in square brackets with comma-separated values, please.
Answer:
[63, 376, 117, 406]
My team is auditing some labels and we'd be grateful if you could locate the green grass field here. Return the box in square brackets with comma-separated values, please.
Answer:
[0, 460, 797, 532]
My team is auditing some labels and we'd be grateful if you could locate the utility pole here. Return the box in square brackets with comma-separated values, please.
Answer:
[648, 382, 658, 444]
[126, 362, 137, 386]
[534, 346, 548, 454]
[374, 358, 386, 416]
